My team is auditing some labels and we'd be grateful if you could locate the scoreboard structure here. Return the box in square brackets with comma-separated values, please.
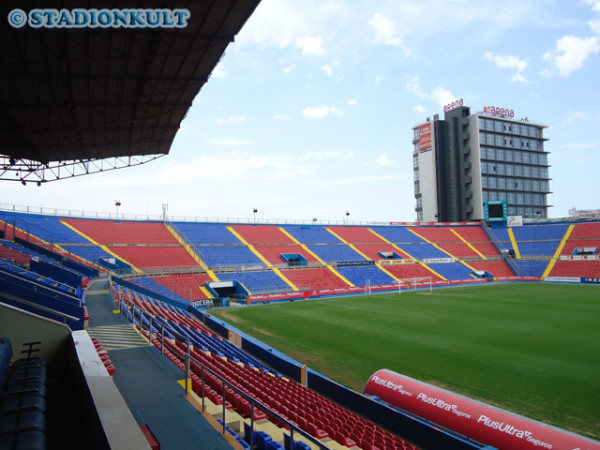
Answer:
[484, 200, 507, 222]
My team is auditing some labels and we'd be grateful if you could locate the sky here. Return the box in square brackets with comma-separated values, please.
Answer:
[3, 0, 600, 224]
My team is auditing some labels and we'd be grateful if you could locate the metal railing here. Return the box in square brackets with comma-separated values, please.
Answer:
[481, 221, 520, 276]
[0, 264, 82, 305]
[118, 296, 332, 450]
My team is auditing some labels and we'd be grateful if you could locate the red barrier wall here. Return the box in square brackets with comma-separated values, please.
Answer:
[364, 369, 600, 450]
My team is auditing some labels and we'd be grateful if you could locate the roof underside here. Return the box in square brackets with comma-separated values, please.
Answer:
[0, 0, 261, 182]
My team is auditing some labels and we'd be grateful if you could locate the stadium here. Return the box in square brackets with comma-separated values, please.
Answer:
[1, 2, 599, 450]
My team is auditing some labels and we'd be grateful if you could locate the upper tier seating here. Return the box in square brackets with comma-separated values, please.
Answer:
[408, 226, 460, 242]
[352, 244, 412, 261]
[368, 226, 425, 243]
[60, 244, 116, 267]
[230, 225, 295, 244]
[108, 246, 199, 269]
[569, 222, 600, 239]
[279, 226, 342, 244]
[488, 225, 511, 243]
[306, 244, 367, 264]
[465, 242, 502, 257]
[326, 226, 385, 244]
[511, 224, 569, 241]
[63, 218, 178, 245]
[0, 211, 88, 244]
[172, 223, 240, 245]
[194, 245, 265, 269]
[434, 243, 483, 258]
[394, 243, 449, 260]
[518, 241, 561, 257]
[253, 245, 319, 266]
[452, 226, 493, 243]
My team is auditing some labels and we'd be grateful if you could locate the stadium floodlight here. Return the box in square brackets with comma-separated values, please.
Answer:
[253, 207, 258, 224]
[345, 211, 350, 225]
[115, 200, 121, 220]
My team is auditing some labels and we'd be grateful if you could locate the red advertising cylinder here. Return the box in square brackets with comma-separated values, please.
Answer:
[364, 369, 600, 450]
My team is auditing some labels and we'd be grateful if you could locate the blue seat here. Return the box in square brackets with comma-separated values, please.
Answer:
[0, 430, 47, 450]
[268, 440, 285, 450]
[256, 431, 273, 450]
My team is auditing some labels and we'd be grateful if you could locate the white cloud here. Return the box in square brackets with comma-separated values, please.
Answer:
[484, 52, 528, 71]
[333, 175, 397, 185]
[590, 18, 600, 34]
[412, 105, 426, 113]
[562, 142, 598, 149]
[321, 64, 333, 76]
[208, 138, 249, 146]
[282, 63, 296, 74]
[584, 0, 600, 12]
[215, 115, 247, 126]
[346, 98, 358, 106]
[301, 105, 343, 119]
[406, 75, 455, 108]
[376, 155, 396, 167]
[510, 73, 530, 83]
[297, 150, 354, 162]
[430, 86, 455, 107]
[296, 36, 326, 56]
[368, 13, 411, 56]
[564, 111, 591, 122]
[211, 62, 228, 79]
[542, 35, 600, 77]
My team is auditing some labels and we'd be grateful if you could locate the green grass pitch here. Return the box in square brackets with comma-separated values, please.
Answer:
[212, 283, 600, 440]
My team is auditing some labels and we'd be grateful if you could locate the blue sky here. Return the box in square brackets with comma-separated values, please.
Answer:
[4, 0, 600, 223]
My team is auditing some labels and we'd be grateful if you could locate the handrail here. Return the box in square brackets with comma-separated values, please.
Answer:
[0, 290, 81, 325]
[481, 221, 520, 276]
[118, 296, 332, 450]
[0, 265, 82, 305]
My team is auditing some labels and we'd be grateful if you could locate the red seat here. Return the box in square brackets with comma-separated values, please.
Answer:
[335, 431, 356, 448]
[307, 422, 328, 440]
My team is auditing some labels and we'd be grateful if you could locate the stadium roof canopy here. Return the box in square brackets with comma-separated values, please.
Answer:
[0, 1, 261, 184]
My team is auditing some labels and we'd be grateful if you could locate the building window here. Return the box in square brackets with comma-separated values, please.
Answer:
[516, 193, 524, 204]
